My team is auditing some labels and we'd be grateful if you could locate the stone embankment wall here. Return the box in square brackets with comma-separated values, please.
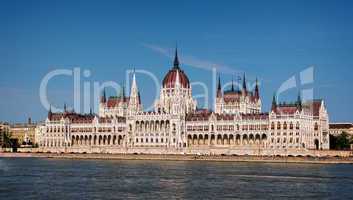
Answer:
[9, 147, 353, 157]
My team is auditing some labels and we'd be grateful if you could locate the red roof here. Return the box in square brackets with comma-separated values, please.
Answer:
[106, 97, 130, 108]
[329, 123, 353, 129]
[274, 100, 323, 116]
[49, 111, 126, 124]
[223, 90, 259, 103]
[216, 114, 234, 121]
[49, 111, 95, 123]
[275, 106, 298, 115]
[186, 109, 212, 121]
[162, 68, 190, 88]
[302, 100, 322, 116]
[241, 113, 269, 120]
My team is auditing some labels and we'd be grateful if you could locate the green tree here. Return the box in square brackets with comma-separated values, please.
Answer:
[2, 132, 13, 148]
[335, 132, 351, 150]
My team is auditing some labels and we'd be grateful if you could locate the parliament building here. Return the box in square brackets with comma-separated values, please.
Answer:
[37, 49, 330, 156]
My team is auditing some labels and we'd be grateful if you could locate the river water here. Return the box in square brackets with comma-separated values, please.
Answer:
[0, 157, 353, 199]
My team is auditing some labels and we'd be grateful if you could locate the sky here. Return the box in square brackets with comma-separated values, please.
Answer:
[0, 0, 353, 123]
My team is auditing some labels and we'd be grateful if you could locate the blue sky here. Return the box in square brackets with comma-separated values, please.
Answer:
[0, 0, 352, 123]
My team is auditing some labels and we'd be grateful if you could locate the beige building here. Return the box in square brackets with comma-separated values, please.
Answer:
[10, 119, 36, 146]
[329, 123, 353, 137]
[0, 122, 10, 147]
[37, 49, 330, 155]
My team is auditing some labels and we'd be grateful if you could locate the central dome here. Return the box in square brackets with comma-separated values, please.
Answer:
[162, 48, 190, 88]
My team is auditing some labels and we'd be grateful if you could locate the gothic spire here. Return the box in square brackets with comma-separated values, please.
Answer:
[231, 76, 234, 92]
[138, 91, 141, 105]
[297, 91, 302, 110]
[48, 104, 52, 119]
[122, 83, 126, 102]
[271, 93, 277, 111]
[242, 73, 247, 91]
[173, 47, 180, 69]
[254, 78, 259, 99]
[64, 103, 67, 112]
[217, 74, 222, 97]
[130, 70, 139, 99]
[101, 88, 106, 103]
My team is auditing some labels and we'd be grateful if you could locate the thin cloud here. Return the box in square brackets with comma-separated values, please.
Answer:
[142, 43, 243, 74]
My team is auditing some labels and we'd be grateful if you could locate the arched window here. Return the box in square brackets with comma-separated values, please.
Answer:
[277, 122, 281, 130]
[289, 123, 293, 130]
[314, 123, 319, 131]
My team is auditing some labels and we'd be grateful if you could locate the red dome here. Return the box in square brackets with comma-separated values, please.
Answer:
[162, 68, 190, 88]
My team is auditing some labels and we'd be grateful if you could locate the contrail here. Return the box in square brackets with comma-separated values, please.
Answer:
[141, 43, 244, 75]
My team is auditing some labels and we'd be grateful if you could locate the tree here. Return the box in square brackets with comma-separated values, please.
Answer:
[334, 132, 351, 150]
[2, 132, 13, 148]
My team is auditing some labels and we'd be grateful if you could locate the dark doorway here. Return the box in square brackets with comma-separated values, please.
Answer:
[314, 139, 319, 150]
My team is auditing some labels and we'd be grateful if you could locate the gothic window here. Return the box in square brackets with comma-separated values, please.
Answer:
[314, 123, 319, 131]
[289, 123, 293, 130]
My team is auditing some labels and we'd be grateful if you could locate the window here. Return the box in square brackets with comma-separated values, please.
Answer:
[314, 123, 319, 131]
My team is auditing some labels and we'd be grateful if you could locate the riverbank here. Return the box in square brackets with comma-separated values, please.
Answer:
[1, 152, 353, 164]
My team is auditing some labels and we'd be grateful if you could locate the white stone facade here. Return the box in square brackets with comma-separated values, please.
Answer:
[37, 50, 330, 155]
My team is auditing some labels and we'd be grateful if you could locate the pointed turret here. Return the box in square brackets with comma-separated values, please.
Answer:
[271, 93, 277, 112]
[48, 105, 52, 119]
[101, 88, 106, 103]
[122, 83, 126, 102]
[217, 75, 222, 97]
[254, 78, 259, 99]
[129, 70, 141, 114]
[129, 70, 138, 100]
[242, 73, 247, 92]
[297, 92, 302, 111]
[173, 47, 180, 69]
[231, 76, 234, 92]
[138, 91, 141, 105]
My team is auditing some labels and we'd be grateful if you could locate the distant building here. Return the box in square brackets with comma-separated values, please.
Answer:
[37, 48, 330, 155]
[10, 118, 36, 146]
[0, 122, 10, 147]
[329, 123, 353, 137]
